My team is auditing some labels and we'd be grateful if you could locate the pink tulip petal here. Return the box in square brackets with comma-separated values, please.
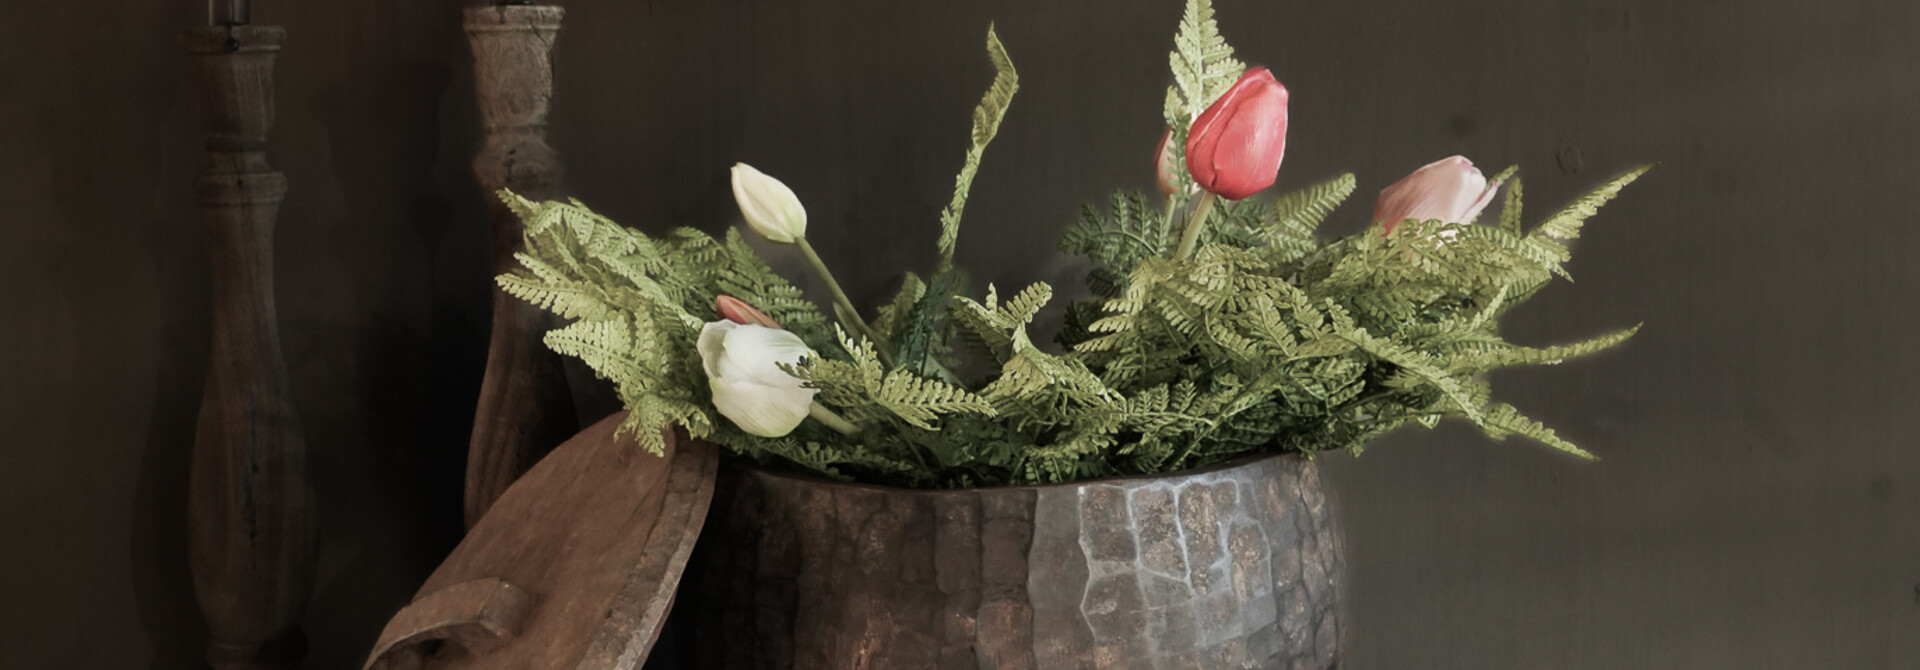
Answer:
[1462, 180, 1501, 224]
[1375, 155, 1493, 233]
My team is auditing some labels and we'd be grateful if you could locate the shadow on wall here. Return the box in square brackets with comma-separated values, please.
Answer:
[127, 224, 211, 670]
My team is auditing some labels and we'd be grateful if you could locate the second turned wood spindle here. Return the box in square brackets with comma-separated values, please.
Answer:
[463, 4, 579, 528]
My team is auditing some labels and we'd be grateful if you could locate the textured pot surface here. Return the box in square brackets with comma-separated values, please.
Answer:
[677, 453, 1343, 669]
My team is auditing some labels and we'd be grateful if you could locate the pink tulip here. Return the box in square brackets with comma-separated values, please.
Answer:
[1185, 67, 1290, 200]
[1374, 156, 1500, 234]
[717, 295, 782, 329]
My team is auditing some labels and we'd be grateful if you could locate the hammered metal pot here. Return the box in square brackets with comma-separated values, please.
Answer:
[676, 453, 1344, 669]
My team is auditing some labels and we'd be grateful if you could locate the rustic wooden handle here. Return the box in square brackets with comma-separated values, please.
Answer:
[462, 3, 580, 528]
[362, 419, 722, 670]
[181, 24, 317, 670]
[364, 578, 534, 670]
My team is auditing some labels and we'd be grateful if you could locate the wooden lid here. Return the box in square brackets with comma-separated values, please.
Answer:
[364, 412, 718, 670]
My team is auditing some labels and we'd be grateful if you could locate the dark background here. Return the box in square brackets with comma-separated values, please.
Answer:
[3, 0, 1916, 668]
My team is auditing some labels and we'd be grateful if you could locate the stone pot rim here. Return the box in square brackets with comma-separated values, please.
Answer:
[725, 447, 1315, 496]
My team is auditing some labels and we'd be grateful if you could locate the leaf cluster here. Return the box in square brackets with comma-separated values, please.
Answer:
[498, 0, 1645, 488]
[1053, 165, 1647, 470]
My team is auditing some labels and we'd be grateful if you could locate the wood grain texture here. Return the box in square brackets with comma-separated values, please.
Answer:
[365, 412, 718, 670]
[463, 3, 579, 528]
[678, 453, 1343, 669]
[364, 578, 532, 669]
[180, 25, 316, 670]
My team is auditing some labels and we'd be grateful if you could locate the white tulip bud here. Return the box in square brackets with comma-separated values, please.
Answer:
[730, 162, 808, 243]
[697, 320, 818, 437]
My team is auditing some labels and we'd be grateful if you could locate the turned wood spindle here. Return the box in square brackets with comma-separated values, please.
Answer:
[463, 4, 579, 528]
[182, 25, 317, 670]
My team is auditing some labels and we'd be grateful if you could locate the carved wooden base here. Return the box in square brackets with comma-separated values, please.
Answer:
[678, 454, 1344, 669]
[206, 632, 306, 670]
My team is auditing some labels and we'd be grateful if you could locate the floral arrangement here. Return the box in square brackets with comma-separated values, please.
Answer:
[497, 0, 1645, 488]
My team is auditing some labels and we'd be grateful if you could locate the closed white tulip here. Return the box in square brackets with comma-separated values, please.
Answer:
[1374, 155, 1500, 234]
[730, 162, 808, 243]
[697, 320, 818, 437]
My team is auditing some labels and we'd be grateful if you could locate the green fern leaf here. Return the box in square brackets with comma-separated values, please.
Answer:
[876, 370, 997, 430]
[1498, 174, 1525, 235]
[873, 273, 927, 341]
[1058, 190, 1171, 286]
[1262, 173, 1356, 262]
[1479, 402, 1598, 460]
[936, 26, 1020, 275]
[1341, 327, 1481, 424]
[1166, 0, 1244, 126]
[1456, 325, 1640, 373]
[1530, 164, 1654, 242]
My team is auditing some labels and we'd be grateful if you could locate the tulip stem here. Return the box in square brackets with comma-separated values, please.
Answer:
[1171, 191, 1220, 261]
[809, 402, 861, 436]
[1161, 196, 1180, 246]
[795, 237, 892, 364]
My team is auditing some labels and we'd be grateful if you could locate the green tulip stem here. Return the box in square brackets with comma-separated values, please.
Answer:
[809, 402, 862, 436]
[794, 236, 892, 364]
[1171, 191, 1220, 261]
[1162, 196, 1180, 243]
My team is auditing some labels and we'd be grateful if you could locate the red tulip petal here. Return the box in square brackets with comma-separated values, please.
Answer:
[1183, 68, 1289, 200]
[1208, 85, 1288, 199]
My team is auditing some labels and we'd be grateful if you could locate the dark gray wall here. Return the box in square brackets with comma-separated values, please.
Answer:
[2, 1, 1915, 668]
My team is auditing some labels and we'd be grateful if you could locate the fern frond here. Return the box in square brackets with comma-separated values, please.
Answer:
[1261, 173, 1356, 263]
[1530, 164, 1654, 242]
[1498, 174, 1525, 235]
[1166, 0, 1244, 126]
[1455, 325, 1640, 373]
[936, 26, 1020, 275]
[982, 329, 1118, 412]
[1478, 402, 1597, 460]
[497, 271, 608, 321]
[1341, 327, 1482, 423]
[952, 282, 1054, 363]
[873, 273, 927, 341]
[1058, 190, 1171, 288]
[712, 229, 834, 347]
[875, 371, 996, 430]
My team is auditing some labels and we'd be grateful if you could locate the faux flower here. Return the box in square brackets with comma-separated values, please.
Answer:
[1154, 129, 1181, 196]
[697, 320, 818, 437]
[1184, 67, 1290, 200]
[717, 295, 782, 329]
[1374, 155, 1500, 234]
[730, 162, 808, 243]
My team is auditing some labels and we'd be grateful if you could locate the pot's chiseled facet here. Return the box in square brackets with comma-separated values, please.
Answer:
[677, 454, 1343, 669]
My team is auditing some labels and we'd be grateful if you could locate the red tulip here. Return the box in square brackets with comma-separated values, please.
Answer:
[1184, 67, 1290, 200]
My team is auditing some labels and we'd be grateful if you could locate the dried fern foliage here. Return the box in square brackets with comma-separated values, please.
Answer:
[498, 1, 1644, 488]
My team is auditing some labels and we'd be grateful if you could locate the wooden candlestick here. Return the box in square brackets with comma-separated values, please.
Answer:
[181, 25, 316, 670]
[210, 0, 250, 26]
[463, 4, 579, 528]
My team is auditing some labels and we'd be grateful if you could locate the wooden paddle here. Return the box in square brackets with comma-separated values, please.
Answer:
[365, 413, 718, 670]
